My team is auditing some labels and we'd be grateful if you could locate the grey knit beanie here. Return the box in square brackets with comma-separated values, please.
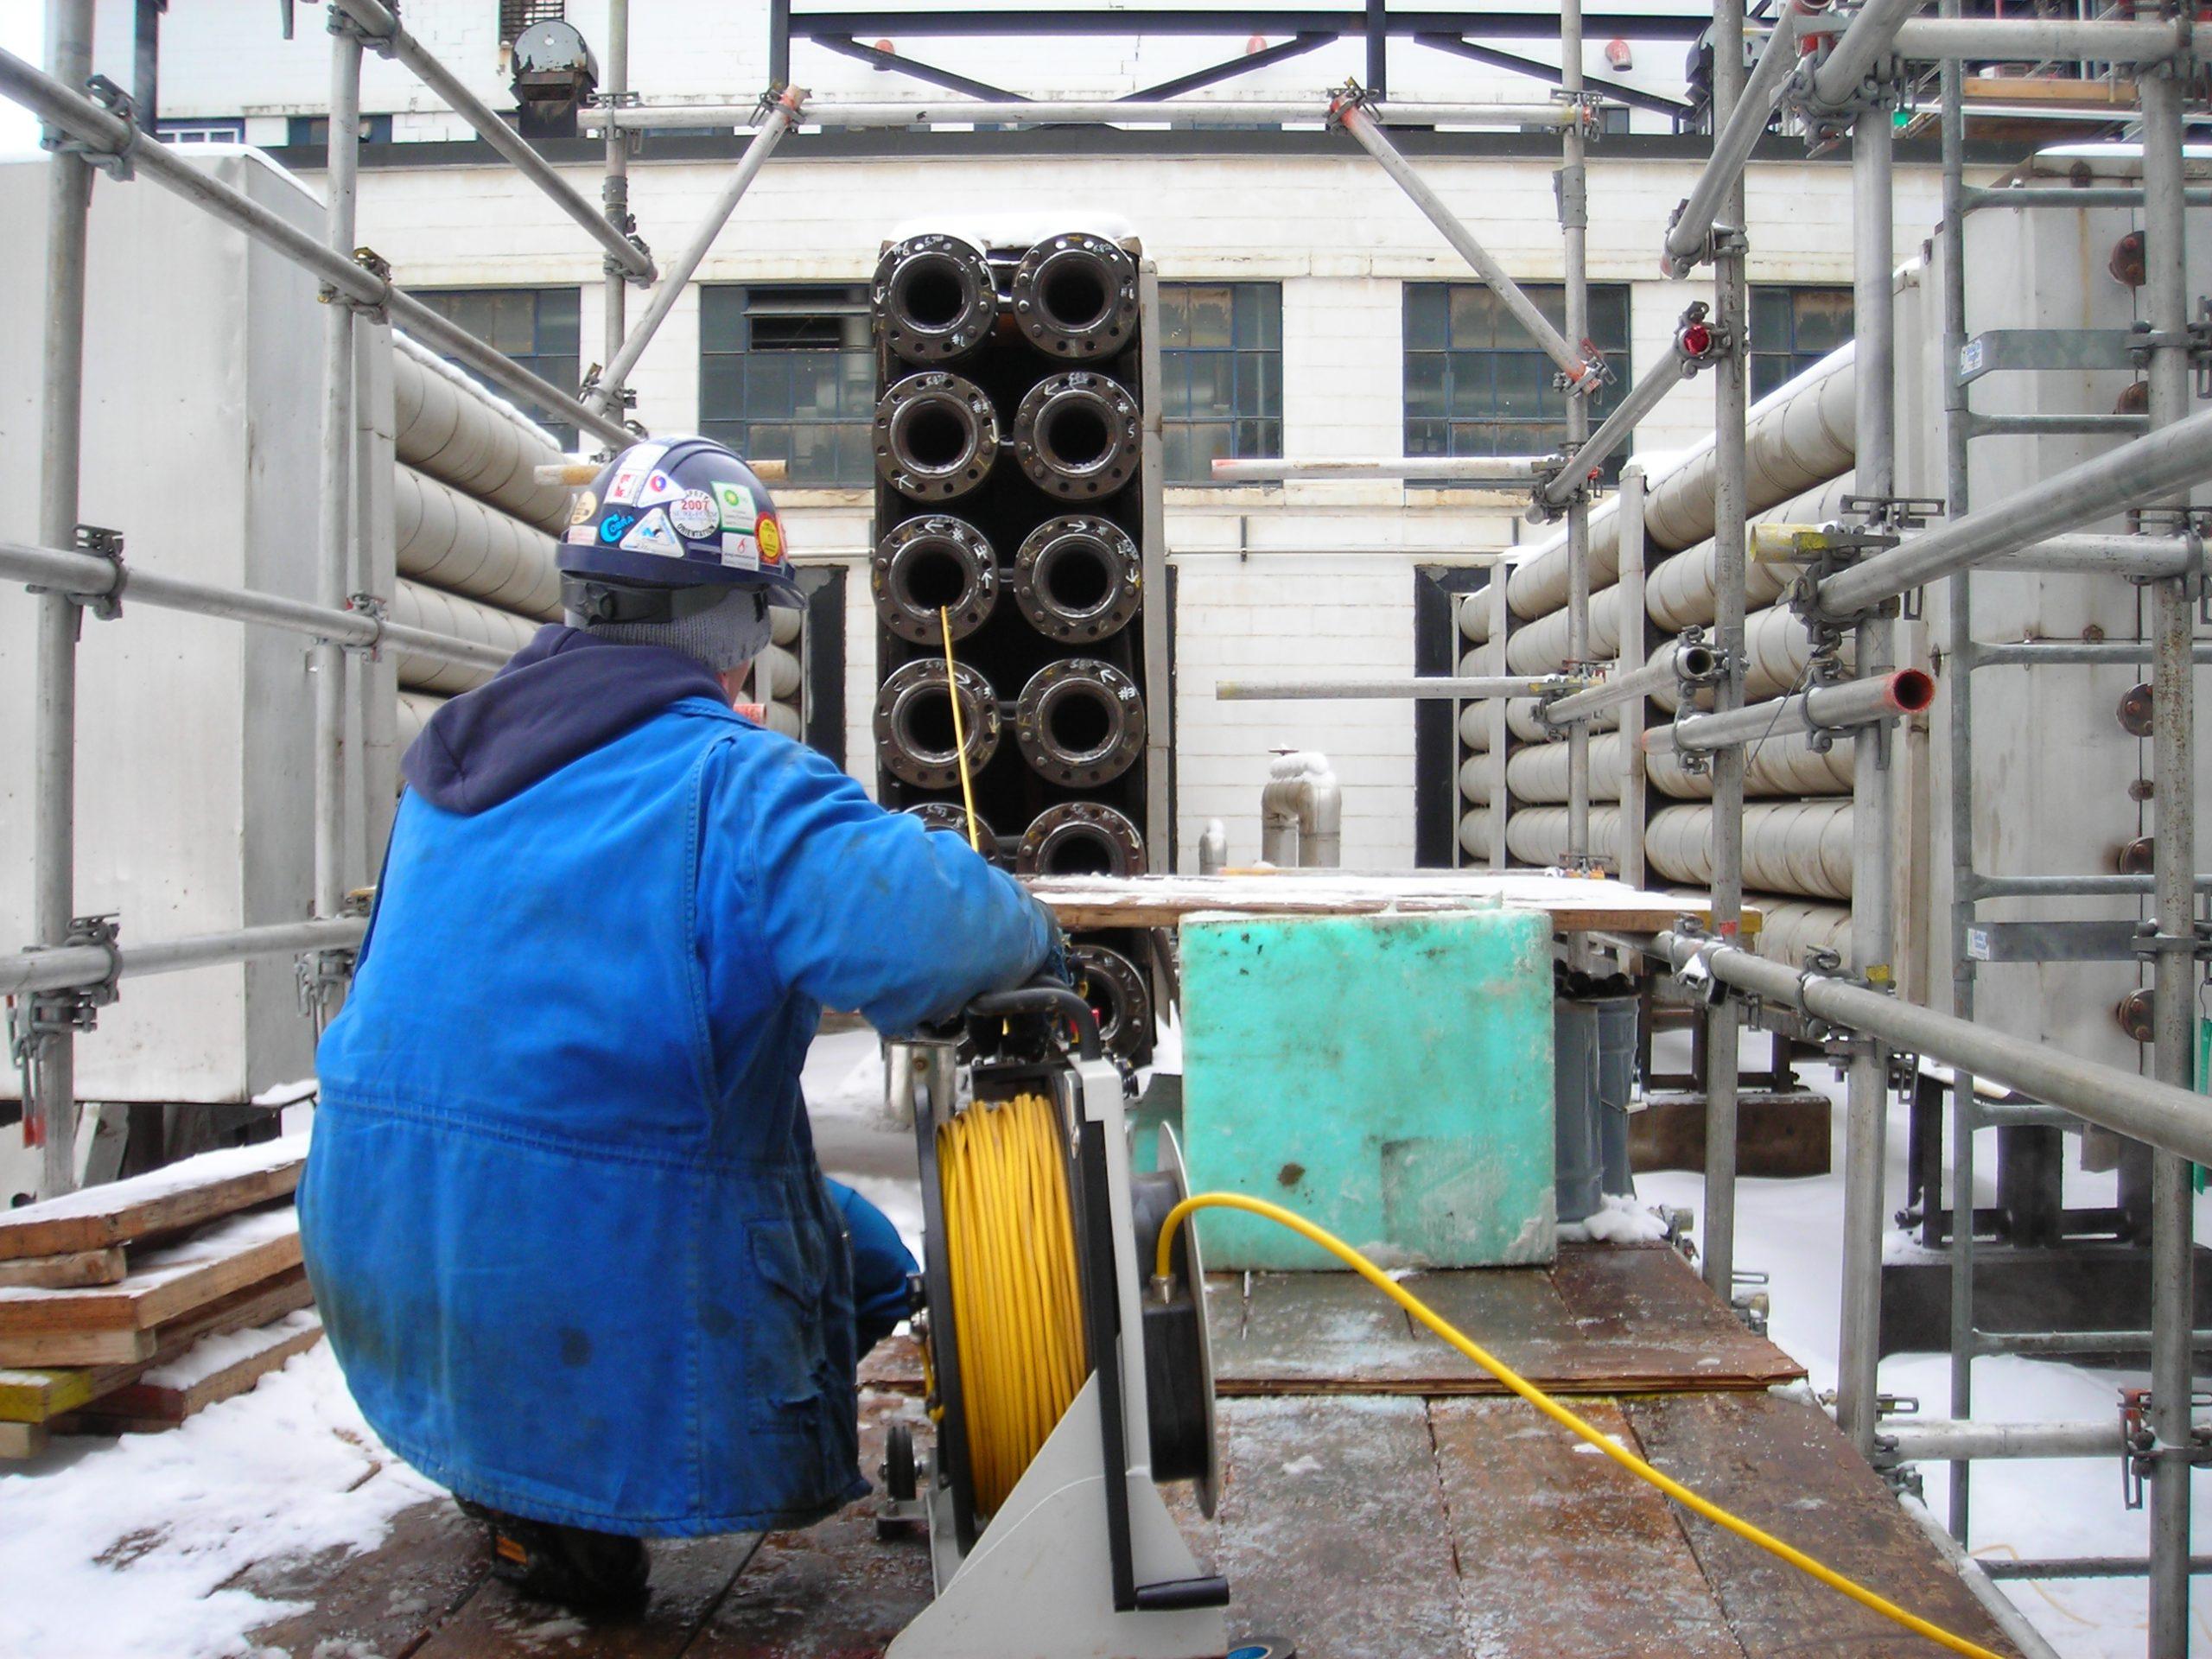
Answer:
[574, 586, 774, 674]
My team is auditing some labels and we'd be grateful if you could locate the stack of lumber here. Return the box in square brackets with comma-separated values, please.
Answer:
[0, 1135, 319, 1458]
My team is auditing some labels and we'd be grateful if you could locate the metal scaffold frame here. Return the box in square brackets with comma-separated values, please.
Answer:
[3, 2, 2208, 1644]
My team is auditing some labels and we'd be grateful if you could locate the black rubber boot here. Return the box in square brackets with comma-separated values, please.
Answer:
[457, 1498, 651, 1611]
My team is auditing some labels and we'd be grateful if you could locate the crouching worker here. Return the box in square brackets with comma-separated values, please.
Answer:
[300, 439, 1061, 1610]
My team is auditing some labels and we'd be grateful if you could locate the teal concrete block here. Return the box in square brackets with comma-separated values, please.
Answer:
[1179, 907, 1556, 1269]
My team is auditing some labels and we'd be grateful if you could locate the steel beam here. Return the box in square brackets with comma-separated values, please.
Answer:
[330, 0, 656, 283]
[594, 97, 1583, 130]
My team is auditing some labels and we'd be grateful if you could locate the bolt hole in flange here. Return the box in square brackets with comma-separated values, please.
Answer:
[875, 658, 1001, 789]
[873, 516, 999, 644]
[1014, 372, 1140, 499]
[874, 232, 997, 364]
[875, 371, 999, 501]
[1068, 941, 1154, 1063]
[1014, 658, 1146, 786]
[1010, 232, 1138, 359]
[1017, 801, 1145, 879]
[1014, 517, 1141, 642]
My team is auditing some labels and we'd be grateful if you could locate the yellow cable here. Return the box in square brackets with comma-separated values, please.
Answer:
[938, 606, 983, 854]
[1154, 1192, 2006, 1659]
[937, 1092, 1088, 1516]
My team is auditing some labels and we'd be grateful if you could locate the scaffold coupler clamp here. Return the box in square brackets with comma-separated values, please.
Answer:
[43, 73, 138, 180]
[1793, 944, 1851, 1047]
[1534, 662, 1605, 732]
[344, 592, 388, 659]
[1664, 626, 1732, 774]
[327, 3, 396, 57]
[40, 525, 127, 639]
[578, 363, 639, 416]
[1323, 78, 1380, 130]
[2120, 1388, 2212, 1510]
[9, 914, 124, 1084]
[1669, 916, 1729, 1009]
[322, 245, 393, 321]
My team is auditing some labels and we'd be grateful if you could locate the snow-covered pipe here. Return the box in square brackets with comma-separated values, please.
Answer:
[392, 334, 574, 537]
[1261, 752, 1343, 868]
[390, 578, 541, 694]
[1645, 800, 1855, 901]
[392, 465, 563, 620]
[1504, 805, 1624, 868]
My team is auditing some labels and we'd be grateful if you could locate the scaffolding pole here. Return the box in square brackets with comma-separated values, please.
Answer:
[594, 97, 1586, 131]
[1838, 94, 1898, 1460]
[1702, 0, 1751, 1300]
[1563, 0, 1592, 892]
[601, 0, 632, 397]
[0, 919, 370, 1000]
[1618, 464, 1649, 894]
[2140, 65, 2197, 1656]
[329, 0, 655, 283]
[28, 0, 94, 1201]
[1216, 675, 1571, 701]
[1661, 0, 1813, 278]
[1212, 454, 1554, 481]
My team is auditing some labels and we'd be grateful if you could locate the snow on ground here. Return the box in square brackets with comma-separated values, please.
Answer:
[1, 1343, 440, 1659]
[1637, 1027, 2212, 1659]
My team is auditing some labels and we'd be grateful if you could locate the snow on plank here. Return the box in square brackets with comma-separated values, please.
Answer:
[0, 1208, 301, 1364]
[68, 1311, 323, 1431]
[0, 1246, 127, 1289]
[0, 1266, 314, 1423]
[0, 1134, 306, 1260]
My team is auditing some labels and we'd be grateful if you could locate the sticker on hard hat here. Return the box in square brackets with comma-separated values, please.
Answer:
[598, 511, 638, 544]
[713, 480, 755, 528]
[670, 489, 720, 539]
[568, 488, 597, 526]
[756, 517, 784, 563]
[605, 444, 669, 505]
[564, 524, 597, 544]
[639, 471, 679, 505]
[721, 531, 760, 571]
[619, 507, 683, 556]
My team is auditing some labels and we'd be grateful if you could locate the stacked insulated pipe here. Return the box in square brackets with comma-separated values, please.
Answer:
[868, 231, 1157, 1061]
[1456, 344, 1862, 965]
[386, 333, 813, 743]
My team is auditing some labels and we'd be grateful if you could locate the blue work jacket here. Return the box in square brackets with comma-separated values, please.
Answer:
[301, 627, 1054, 1538]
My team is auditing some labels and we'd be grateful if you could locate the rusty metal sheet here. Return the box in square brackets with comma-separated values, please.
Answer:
[685, 1392, 935, 1659]
[1548, 1243, 1803, 1386]
[1624, 1391, 2024, 1659]
[1431, 1397, 1745, 1659]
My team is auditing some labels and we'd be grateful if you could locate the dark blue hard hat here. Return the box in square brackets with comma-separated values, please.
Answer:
[558, 437, 804, 614]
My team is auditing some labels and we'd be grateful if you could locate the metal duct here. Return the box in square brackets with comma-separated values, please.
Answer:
[1459, 702, 1492, 753]
[392, 464, 563, 620]
[397, 690, 446, 749]
[758, 702, 803, 741]
[875, 659, 1001, 788]
[1458, 753, 1492, 804]
[770, 604, 803, 647]
[1016, 801, 1145, 878]
[390, 578, 542, 693]
[873, 514, 998, 643]
[1013, 372, 1141, 500]
[1013, 658, 1146, 786]
[1010, 232, 1138, 359]
[1506, 585, 1624, 676]
[391, 332, 572, 536]
[756, 641, 803, 701]
[1503, 805, 1624, 868]
[1748, 895, 1853, 967]
[1649, 730, 1856, 798]
[1649, 606, 1856, 713]
[1645, 475, 1856, 632]
[874, 371, 998, 501]
[1644, 801, 1854, 901]
[874, 232, 997, 365]
[1488, 342, 1857, 628]
[1506, 734, 1626, 803]
[1459, 806, 1493, 861]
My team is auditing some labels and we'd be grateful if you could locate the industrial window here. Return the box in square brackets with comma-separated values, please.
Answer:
[412, 287, 582, 450]
[1749, 286, 1853, 401]
[699, 285, 875, 486]
[1160, 282, 1283, 484]
[287, 114, 393, 146]
[1403, 283, 1633, 483]
[156, 118, 245, 144]
[499, 0, 564, 47]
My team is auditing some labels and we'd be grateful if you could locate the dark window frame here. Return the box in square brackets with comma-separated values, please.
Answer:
[156, 118, 246, 144]
[1403, 281, 1634, 485]
[499, 0, 566, 48]
[288, 113, 393, 146]
[412, 285, 583, 449]
[1749, 284, 1853, 402]
[698, 283, 876, 488]
[1159, 281, 1284, 485]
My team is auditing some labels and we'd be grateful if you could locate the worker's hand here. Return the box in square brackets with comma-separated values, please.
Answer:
[1033, 900, 1075, 989]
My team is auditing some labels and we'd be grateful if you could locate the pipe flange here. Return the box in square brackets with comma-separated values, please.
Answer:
[1012, 516, 1142, 643]
[872, 516, 1000, 645]
[873, 232, 998, 365]
[1014, 658, 1147, 786]
[874, 658, 1001, 789]
[1016, 801, 1147, 880]
[1069, 941, 1154, 1063]
[1013, 372, 1141, 500]
[1009, 232, 1139, 359]
[902, 801, 1002, 864]
[874, 372, 999, 502]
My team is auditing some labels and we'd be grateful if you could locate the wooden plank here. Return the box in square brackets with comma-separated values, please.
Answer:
[0, 1246, 127, 1289]
[686, 1392, 937, 1659]
[1547, 1244, 1804, 1386]
[0, 1135, 304, 1260]
[0, 1420, 48, 1459]
[1214, 1394, 1465, 1658]
[408, 1530, 763, 1659]
[68, 1313, 323, 1430]
[1624, 1391, 2024, 1659]
[1431, 1396, 1745, 1659]
[0, 1263, 314, 1419]
[0, 1326, 156, 1368]
[1030, 871, 1762, 938]
[0, 1208, 301, 1339]
[246, 1495, 490, 1659]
